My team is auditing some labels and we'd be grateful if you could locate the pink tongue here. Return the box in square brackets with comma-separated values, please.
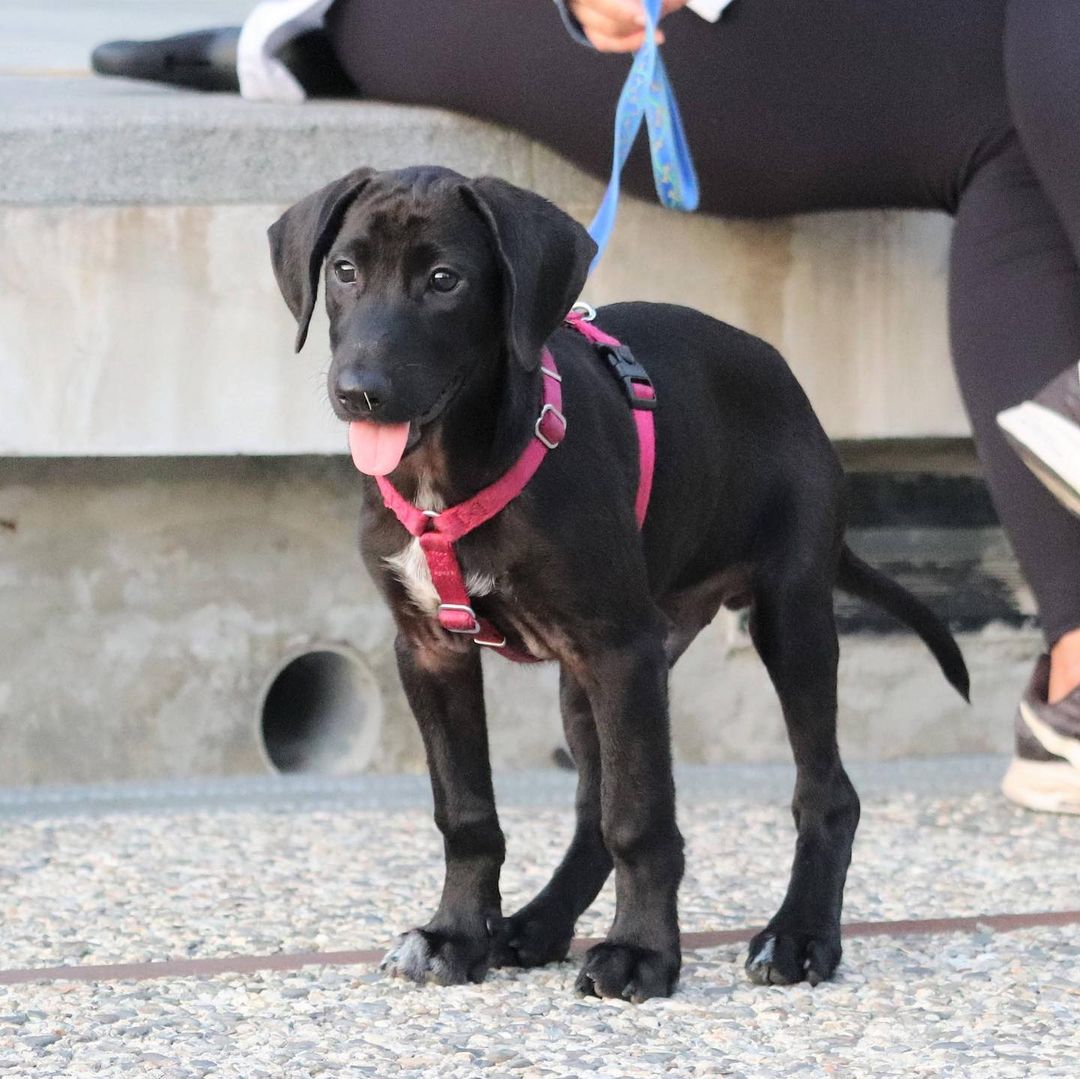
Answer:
[348, 420, 412, 476]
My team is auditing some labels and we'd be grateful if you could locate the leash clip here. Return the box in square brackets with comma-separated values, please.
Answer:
[599, 344, 658, 411]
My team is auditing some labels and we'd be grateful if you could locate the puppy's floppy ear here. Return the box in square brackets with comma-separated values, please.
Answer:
[267, 167, 376, 352]
[461, 177, 597, 371]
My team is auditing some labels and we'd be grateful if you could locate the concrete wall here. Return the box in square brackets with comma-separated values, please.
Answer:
[0, 77, 1008, 787]
[0, 457, 1029, 786]
[0, 202, 961, 456]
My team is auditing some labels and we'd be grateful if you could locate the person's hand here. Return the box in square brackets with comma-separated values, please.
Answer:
[568, 0, 689, 53]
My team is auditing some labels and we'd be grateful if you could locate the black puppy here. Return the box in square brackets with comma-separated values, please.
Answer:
[268, 165, 969, 1001]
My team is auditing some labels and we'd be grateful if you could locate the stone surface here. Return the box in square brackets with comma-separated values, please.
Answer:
[1, 771, 1079, 1076]
[5, 760, 1075, 973]
[0, 76, 595, 208]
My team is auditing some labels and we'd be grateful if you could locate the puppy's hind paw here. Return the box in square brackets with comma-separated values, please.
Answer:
[492, 907, 573, 969]
[380, 927, 490, 986]
[745, 929, 841, 987]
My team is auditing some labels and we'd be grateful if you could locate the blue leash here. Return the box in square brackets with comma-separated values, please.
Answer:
[587, 0, 700, 272]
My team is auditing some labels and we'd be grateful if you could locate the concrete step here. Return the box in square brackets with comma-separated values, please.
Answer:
[1, 73, 961, 454]
[0, 456, 1035, 786]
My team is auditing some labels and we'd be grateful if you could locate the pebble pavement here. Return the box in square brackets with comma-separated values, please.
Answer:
[2, 760, 1079, 1075]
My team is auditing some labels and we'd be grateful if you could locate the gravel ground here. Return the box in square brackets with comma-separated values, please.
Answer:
[2, 786, 1079, 970]
[2, 762, 1079, 1075]
[2, 926, 1078, 1078]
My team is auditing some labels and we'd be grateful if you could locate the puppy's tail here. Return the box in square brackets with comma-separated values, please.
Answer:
[836, 545, 970, 702]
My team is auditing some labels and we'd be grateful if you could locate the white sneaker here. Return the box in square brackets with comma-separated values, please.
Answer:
[998, 362, 1080, 518]
[1001, 655, 1080, 815]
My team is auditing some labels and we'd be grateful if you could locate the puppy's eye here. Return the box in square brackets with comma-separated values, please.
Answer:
[429, 268, 460, 293]
[333, 260, 357, 284]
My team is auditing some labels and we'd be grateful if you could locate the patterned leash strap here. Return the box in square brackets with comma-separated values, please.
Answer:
[587, 0, 700, 272]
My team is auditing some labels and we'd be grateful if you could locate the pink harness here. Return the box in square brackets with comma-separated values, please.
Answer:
[375, 311, 656, 662]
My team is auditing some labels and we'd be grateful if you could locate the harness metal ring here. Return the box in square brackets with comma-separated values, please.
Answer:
[570, 301, 596, 322]
[534, 403, 566, 450]
[437, 603, 481, 635]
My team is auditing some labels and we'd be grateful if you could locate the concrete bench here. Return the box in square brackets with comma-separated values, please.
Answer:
[1, 73, 1028, 787]
[0, 75, 964, 455]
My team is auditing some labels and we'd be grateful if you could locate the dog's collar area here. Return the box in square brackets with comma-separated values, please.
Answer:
[376, 312, 656, 663]
[375, 352, 565, 543]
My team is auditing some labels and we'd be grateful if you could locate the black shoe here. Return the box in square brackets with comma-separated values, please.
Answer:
[91, 27, 242, 94]
[90, 26, 353, 98]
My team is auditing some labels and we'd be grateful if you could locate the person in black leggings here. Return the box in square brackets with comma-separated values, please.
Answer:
[93, 0, 1080, 810]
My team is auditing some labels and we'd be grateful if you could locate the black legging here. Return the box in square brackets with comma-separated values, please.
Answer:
[326, 0, 1080, 645]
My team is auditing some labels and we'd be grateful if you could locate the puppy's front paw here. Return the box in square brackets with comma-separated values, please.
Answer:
[574, 941, 680, 1003]
[380, 927, 492, 986]
[745, 927, 841, 987]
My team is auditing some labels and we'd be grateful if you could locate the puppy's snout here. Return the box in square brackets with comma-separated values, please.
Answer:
[334, 369, 392, 417]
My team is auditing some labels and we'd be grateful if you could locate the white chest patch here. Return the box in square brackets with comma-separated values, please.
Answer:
[383, 474, 497, 613]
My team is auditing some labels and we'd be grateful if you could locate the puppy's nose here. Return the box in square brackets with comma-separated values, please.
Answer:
[334, 369, 392, 416]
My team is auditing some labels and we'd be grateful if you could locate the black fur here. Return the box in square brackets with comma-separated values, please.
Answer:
[269, 166, 969, 1001]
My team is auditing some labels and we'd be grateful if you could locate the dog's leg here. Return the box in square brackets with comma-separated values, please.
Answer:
[572, 625, 684, 1002]
[495, 666, 613, 968]
[380, 637, 504, 986]
[744, 568, 861, 987]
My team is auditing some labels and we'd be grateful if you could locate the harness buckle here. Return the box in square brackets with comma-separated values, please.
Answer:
[535, 403, 567, 449]
[599, 344, 658, 411]
[437, 603, 481, 635]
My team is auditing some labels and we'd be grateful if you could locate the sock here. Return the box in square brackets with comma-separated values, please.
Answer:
[237, 0, 335, 103]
